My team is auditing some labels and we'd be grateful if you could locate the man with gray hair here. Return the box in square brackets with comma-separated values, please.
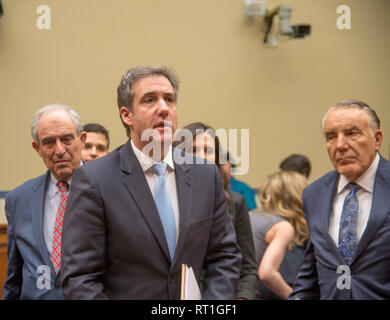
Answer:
[61, 66, 242, 299]
[2, 104, 86, 299]
[290, 99, 390, 299]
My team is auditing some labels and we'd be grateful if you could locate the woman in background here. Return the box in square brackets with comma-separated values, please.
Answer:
[250, 171, 309, 300]
[174, 122, 258, 300]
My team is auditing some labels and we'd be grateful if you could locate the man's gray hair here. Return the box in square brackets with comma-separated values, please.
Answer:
[30, 104, 83, 144]
[117, 65, 180, 137]
[321, 99, 381, 132]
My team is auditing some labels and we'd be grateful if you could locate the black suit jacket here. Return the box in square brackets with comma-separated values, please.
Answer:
[61, 140, 242, 299]
[227, 190, 257, 300]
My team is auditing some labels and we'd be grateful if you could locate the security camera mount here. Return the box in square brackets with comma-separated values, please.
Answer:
[263, 5, 311, 44]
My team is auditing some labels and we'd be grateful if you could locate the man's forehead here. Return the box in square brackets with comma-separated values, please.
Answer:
[325, 107, 368, 129]
[38, 111, 77, 136]
[86, 132, 108, 145]
[133, 75, 174, 93]
[39, 110, 74, 127]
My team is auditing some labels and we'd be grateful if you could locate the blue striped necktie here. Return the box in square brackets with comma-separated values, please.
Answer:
[338, 182, 361, 265]
[152, 162, 176, 260]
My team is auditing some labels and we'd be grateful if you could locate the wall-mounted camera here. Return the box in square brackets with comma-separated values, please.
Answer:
[263, 5, 311, 44]
[292, 25, 311, 38]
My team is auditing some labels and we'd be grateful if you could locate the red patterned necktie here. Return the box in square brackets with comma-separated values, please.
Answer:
[51, 181, 68, 274]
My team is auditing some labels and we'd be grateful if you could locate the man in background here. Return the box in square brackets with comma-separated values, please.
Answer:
[280, 154, 311, 178]
[291, 100, 390, 299]
[3, 104, 86, 299]
[81, 123, 110, 162]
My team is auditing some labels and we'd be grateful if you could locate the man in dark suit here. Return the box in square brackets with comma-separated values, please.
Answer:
[61, 66, 242, 299]
[2, 104, 86, 299]
[290, 99, 390, 299]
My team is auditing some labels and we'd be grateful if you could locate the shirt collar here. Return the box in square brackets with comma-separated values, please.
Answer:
[49, 173, 72, 196]
[337, 153, 379, 194]
[131, 139, 175, 173]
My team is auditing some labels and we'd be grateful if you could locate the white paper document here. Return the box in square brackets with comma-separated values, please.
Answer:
[181, 264, 201, 300]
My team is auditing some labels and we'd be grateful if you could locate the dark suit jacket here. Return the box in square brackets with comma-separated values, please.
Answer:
[227, 190, 257, 300]
[3, 172, 64, 299]
[291, 155, 390, 299]
[61, 140, 242, 299]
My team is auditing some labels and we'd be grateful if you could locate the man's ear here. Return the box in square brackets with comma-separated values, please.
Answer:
[32, 141, 40, 154]
[374, 130, 383, 151]
[120, 107, 133, 127]
[80, 131, 87, 147]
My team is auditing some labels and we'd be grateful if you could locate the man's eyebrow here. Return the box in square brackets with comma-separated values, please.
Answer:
[141, 91, 156, 97]
[41, 133, 74, 142]
[41, 136, 55, 144]
[63, 133, 75, 137]
[141, 91, 175, 98]
[345, 125, 361, 131]
[324, 130, 335, 137]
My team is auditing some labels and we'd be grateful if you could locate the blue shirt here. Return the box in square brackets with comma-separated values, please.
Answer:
[229, 177, 257, 211]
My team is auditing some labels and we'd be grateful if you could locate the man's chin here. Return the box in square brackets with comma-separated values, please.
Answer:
[151, 134, 173, 146]
[336, 164, 361, 180]
[53, 167, 74, 181]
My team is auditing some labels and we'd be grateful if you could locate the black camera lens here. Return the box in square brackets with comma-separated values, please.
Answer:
[292, 25, 311, 38]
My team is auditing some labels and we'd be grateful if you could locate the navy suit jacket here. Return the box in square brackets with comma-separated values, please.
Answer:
[61, 140, 242, 299]
[291, 155, 390, 299]
[3, 172, 64, 300]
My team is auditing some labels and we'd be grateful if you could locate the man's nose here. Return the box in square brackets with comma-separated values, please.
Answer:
[156, 98, 169, 115]
[54, 140, 66, 155]
[336, 134, 348, 150]
[90, 146, 98, 156]
[196, 149, 205, 160]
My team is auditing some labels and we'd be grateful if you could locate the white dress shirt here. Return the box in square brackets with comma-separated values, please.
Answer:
[43, 174, 72, 253]
[131, 140, 180, 242]
[328, 153, 380, 246]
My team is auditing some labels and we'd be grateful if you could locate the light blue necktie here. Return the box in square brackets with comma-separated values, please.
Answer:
[338, 182, 361, 265]
[152, 162, 176, 260]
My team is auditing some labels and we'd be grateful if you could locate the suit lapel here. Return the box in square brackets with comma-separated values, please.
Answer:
[320, 172, 346, 265]
[120, 141, 172, 263]
[171, 160, 193, 265]
[352, 156, 390, 264]
[29, 172, 54, 271]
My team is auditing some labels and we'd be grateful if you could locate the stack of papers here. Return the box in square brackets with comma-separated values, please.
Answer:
[180, 264, 201, 300]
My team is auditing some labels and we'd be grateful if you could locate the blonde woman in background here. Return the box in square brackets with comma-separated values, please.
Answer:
[250, 171, 309, 300]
